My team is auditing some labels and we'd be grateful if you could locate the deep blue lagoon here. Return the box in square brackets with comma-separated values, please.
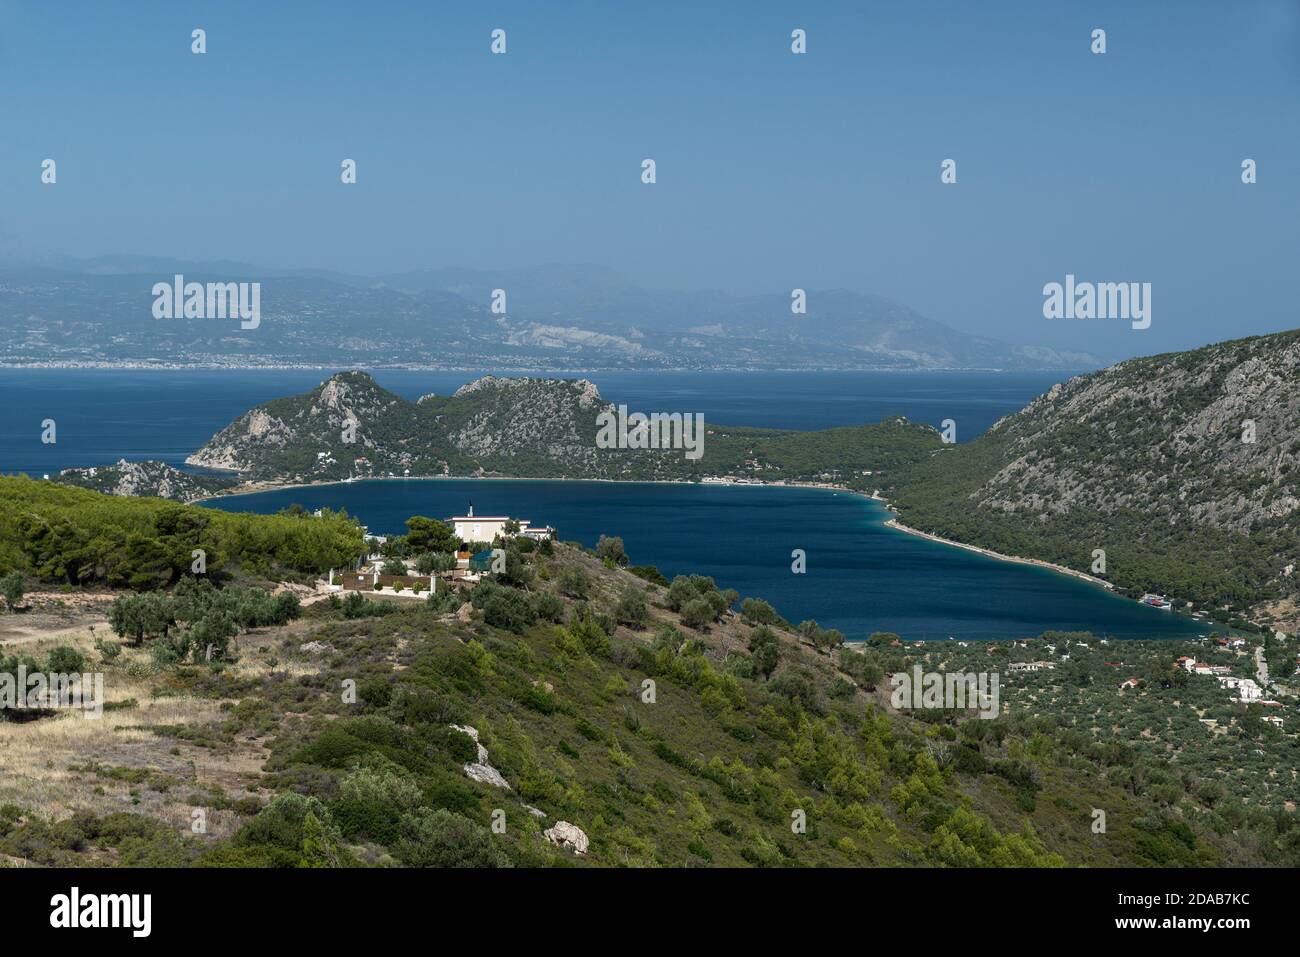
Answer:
[204, 478, 1210, 643]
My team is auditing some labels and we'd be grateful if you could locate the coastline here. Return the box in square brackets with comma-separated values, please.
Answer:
[197, 471, 1107, 590]
[879, 516, 1115, 590]
[192, 471, 849, 504]
[179, 469, 1236, 635]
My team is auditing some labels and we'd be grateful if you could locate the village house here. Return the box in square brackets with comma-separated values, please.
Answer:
[1008, 661, 1056, 673]
[449, 504, 553, 544]
[1181, 657, 1231, 676]
[1217, 675, 1262, 702]
[328, 568, 435, 599]
[1262, 715, 1285, 729]
[1120, 677, 1141, 691]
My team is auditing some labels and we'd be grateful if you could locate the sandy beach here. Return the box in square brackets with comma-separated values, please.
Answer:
[880, 517, 1115, 590]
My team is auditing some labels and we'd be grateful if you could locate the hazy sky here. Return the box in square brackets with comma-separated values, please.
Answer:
[2, 0, 1297, 357]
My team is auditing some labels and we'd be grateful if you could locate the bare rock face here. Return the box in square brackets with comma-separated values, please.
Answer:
[544, 821, 589, 855]
[55, 459, 233, 503]
[463, 763, 511, 790]
[976, 333, 1300, 533]
[451, 724, 511, 790]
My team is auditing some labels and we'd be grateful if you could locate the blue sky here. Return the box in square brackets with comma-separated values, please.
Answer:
[1, 0, 1297, 357]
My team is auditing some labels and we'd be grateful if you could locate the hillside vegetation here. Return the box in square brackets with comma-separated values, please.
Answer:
[0, 476, 365, 588]
[2, 484, 1295, 867]
[887, 329, 1300, 633]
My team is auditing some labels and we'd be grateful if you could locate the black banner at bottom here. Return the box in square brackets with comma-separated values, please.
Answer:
[0, 866, 1285, 944]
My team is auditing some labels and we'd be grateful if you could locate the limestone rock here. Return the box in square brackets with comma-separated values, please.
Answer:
[544, 821, 589, 855]
[450, 724, 511, 790]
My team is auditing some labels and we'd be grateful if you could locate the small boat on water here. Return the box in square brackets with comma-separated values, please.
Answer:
[1140, 593, 1173, 610]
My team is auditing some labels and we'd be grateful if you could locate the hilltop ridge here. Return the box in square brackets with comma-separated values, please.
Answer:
[186, 371, 942, 485]
[887, 328, 1300, 632]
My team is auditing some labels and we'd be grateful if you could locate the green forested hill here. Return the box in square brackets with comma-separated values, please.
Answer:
[184, 371, 943, 486]
[886, 330, 1300, 633]
[0, 476, 365, 587]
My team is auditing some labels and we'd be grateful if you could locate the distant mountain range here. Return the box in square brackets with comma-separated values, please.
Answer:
[0, 257, 1100, 371]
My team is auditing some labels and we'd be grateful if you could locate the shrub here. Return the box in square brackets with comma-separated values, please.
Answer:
[557, 566, 591, 599]
[357, 677, 393, 709]
[741, 598, 778, 625]
[472, 583, 537, 634]
[393, 808, 512, 868]
[595, 535, 629, 566]
[0, 572, 23, 611]
[680, 598, 714, 631]
[232, 793, 351, 867]
[341, 591, 399, 619]
[425, 587, 462, 614]
[628, 564, 669, 587]
[497, 548, 534, 588]
[613, 584, 649, 628]
[46, 645, 85, 674]
[531, 591, 565, 623]
[747, 626, 781, 680]
[565, 606, 610, 656]
[331, 758, 424, 844]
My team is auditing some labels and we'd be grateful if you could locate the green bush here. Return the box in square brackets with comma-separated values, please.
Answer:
[613, 584, 649, 628]
[556, 566, 591, 599]
[393, 808, 512, 868]
[472, 582, 537, 633]
[532, 591, 565, 623]
[46, 645, 85, 674]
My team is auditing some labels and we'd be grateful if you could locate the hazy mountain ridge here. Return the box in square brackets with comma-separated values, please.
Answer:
[0, 259, 1099, 371]
[887, 328, 1300, 631]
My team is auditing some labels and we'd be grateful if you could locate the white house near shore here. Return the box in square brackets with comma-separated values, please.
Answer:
[1218, 675, 1262, 702]
[450, 504, 553, 543]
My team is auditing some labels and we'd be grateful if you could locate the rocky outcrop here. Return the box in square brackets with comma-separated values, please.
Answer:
[55, 459, 234, 503]
[543, 821, 589, 855]
[451, 724, 511, 790]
